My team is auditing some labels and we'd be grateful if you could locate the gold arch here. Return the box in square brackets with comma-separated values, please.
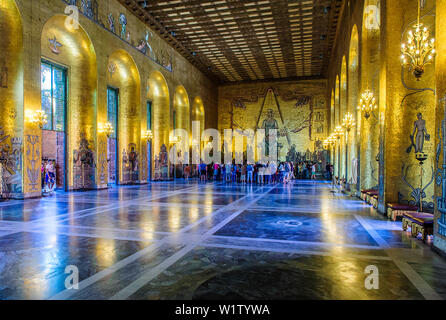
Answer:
[41, 14, 97, 190]
[148, 70, 170, 180]
[173, 85, 190, 132]
[192, 96, 205, 132]
[0, 0, 24, 197]
[107, 49, 141, 184]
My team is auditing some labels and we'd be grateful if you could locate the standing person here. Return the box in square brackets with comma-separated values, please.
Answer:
[200, 161, 207, 182]
[253, 163, 259, 184]
[247, 162, 253, 183]
[241, 163, 247, 183]
[222, 164, 226, 182]
[214, 162, 219, 181]
[325, 162, 331, 180]
[232, 163, 237, 183]
[311, 162, 317, 180]
[279, 162, 285, 183]
[226, 163, 232, 182]
[184, 164, 191, 182]
[258, 163, 264, 184]
[270, 161, 277, 183]
[285, 162, 291, 183]
[46, 160, 56, 193]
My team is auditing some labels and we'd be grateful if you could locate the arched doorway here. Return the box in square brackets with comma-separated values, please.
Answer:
[107, 50, 141, 185]
[41, 15, 97, 191]
[148, 71, 170, 181]
[173, 86, 190, 178]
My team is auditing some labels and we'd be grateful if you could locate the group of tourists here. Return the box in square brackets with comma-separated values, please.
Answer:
[182, 160, 325, 184]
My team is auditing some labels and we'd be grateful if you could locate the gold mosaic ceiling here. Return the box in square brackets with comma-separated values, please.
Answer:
[119, 0, 344, 83]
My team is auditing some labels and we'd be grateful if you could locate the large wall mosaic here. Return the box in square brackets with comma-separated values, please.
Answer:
[219, 80, 328, 162]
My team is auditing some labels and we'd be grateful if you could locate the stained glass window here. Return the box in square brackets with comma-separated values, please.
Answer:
[40, 61, 66, 132]
[107, 87, 118, 139]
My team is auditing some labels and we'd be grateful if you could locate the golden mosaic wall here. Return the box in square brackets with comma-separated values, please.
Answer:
[328, 0, 446, 253]
[1, 0, 218, 196]
[218, 80, 328, 161]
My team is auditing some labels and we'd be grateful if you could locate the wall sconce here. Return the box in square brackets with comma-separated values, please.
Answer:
[333, 126, 344, 140]
[98, 122, 114, 138]
[342, 112, 355, 133]
[31, 110, 48, 129]
[357, 89, 377, 120]
[142, 129, 153, 142]
[169, 135, 181, 145]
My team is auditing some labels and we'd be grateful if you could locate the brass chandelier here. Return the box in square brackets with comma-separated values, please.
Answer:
[357, 89, 377, 119]
[401, 0, 435, 80]
[342, 112, 355, 133]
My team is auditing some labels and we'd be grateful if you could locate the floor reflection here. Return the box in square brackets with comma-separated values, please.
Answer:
[0, 180, 444, 300]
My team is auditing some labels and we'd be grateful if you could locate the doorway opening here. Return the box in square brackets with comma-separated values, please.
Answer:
[40, 60, 67, 193]
[107, 87, 119, 185]
[147, 100, 152, 182]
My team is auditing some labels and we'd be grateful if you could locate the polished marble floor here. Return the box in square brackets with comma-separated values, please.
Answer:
[0, 180, 445, 300]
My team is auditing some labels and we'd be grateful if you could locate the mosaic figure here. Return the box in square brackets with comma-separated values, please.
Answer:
[108, 13, 116, 34]
[49, 36, 63, 55]
[261, 109, 279, 157]
[81, 0, 93, 18]
[129, 145, 138, 172]
[408, 113, 430, 153]
[119, 13, 127, 39]
[73, 137, 95, 189]
[159, 144, 168, 180]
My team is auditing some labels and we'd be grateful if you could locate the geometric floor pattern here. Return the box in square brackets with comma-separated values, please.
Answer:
[0, 180, 445, 300]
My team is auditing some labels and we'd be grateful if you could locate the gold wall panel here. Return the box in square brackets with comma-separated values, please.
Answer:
[382, 0, 436, 208]
[40, 14, 97, 191]
[148, 70, 170, 180]
[348, 25, 360, 188]
[434, 0, 446, 253]
[192, 96, 205, 132]
[107, 49, 141, 184]
[0, 0, 24, 198]
[174, 85, 190, 133]
[218, 80, 328, 161]
[7, 0, 217, 197]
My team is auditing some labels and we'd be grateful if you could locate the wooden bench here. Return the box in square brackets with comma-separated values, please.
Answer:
[360, 189, 376, 201]
[365, 190, 378, 204]
[402, 212, 434, 242]
[370, 195, 378, 208]
[387, 203, 419, 221]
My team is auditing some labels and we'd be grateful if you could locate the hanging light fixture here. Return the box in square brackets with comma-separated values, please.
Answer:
[401, 0, 435, 80]
[357, 89, 377, 120]
[98, 122, 114, 138]
[333, 126, 344, 140]
[31, 110, 48, 129]
[342, 112, 356, 133]
[142, 129, 153, 142]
